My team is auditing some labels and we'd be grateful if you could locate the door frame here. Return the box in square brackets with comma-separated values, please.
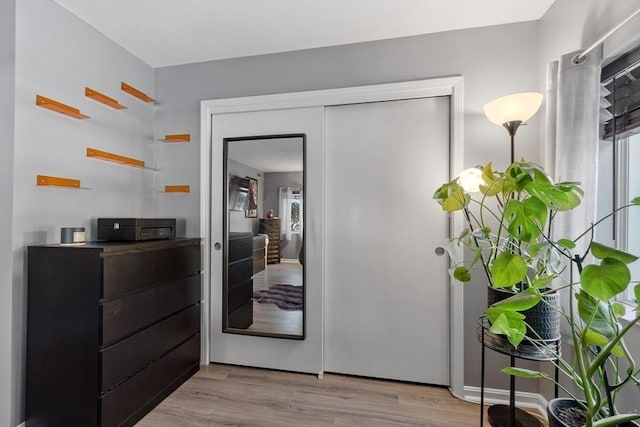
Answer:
[200, 76, 465, 395]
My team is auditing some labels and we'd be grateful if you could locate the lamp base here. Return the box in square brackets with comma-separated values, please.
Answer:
[487, 404, 543, 427]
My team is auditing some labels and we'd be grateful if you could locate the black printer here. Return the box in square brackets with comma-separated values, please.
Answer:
[97, 218, 176, 241]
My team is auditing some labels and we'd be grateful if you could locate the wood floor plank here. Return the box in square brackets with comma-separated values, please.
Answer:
[136, 364, 523, 426]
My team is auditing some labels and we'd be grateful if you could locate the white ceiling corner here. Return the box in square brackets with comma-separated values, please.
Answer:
[52, 0, 555, 68]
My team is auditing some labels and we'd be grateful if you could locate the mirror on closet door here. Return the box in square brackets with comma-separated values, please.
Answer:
[223, 134, 305, 339]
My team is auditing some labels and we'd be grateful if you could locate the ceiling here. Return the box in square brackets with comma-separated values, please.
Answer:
[53, 0, 555, 68]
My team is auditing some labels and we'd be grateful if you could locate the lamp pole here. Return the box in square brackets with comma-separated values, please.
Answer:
[502, 120, 522, 164]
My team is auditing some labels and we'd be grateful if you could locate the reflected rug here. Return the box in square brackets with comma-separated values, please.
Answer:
[253, 284, 303, 310]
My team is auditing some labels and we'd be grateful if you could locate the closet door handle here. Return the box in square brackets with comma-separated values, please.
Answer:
[214, 242, 222, 250]
[435, 247, 445, 256]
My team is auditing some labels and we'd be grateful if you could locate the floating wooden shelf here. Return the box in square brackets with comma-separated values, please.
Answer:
[85, 87, 127, 109]
[121, 82, 154, 103]
[36, 95, 90, 119]
[160, 134, 190, 143]
[36, 174, 81, 189]
[86, 147, 145, 168]
[163, 185, 190, 193]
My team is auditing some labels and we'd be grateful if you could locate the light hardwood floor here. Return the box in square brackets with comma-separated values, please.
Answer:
[252, 261, 303, 291]
[247, 261, 303, 336]
[136, 364, 506, 426]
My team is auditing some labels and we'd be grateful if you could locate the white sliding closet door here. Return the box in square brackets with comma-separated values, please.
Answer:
[324, 97, 450, 385]
[209, 107, 324, 374]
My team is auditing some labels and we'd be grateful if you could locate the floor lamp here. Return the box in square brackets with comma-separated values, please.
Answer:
[483, 92, 543, 163]
[480, 91, 545, 427]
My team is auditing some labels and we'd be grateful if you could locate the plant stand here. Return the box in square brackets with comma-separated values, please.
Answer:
[477, 317, 560, 427]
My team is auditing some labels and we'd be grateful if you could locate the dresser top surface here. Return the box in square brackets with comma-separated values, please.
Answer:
[30, 237, 201, 253]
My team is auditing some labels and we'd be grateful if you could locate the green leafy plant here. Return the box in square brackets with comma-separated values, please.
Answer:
[435, 161, 640, 426]
[503, 200, 640, 426]
[434, 160, 582, 346]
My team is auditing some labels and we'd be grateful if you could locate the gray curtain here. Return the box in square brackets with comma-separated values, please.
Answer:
[545, 45, 603, 251]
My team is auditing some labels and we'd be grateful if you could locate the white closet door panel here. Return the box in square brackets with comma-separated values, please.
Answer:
[324, 97, 450, 385]
[210, 107, 324, 374]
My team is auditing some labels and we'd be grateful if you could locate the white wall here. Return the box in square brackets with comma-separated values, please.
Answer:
[0, 0, 16, 424]
[540, 0, 640, 69]
[11, 1, 155, 423]
[155, 21, 543, 393]
[539, 0, 640, 412]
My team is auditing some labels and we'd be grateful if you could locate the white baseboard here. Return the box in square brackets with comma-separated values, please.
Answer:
[463, 386, 548, 417]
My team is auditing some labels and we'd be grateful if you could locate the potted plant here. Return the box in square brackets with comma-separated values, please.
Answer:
[435, 160, 640, 426]
[433, 160, 583, 347]
[501, 198, 640, 427]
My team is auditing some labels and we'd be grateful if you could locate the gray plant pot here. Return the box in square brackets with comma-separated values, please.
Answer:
[547, 398, 640, 427]
[487, 285, 560, 341]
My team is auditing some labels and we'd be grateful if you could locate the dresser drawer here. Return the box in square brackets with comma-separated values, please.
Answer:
[253, 256, 265, 274]
[100, 304, 200, 392]
[102, 274, 201, 346]
[228, 301, 253, 329]
[252, 236, 264, 249]
[260, 219, 280, 235]
[102, 242, 201, 299]
[228, 257, 252, 285]
[253, 248, 264, 260]
[228, 278, 252, 313]
[100, 334, 200, 427]
[228, 234, 252, 263]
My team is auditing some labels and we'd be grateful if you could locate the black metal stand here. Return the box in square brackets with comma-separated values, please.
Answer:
[478, 317, 560, 427]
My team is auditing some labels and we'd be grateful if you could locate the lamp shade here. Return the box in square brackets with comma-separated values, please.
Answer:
[458, 167, 485, 193]
[483, 92, 543, 126]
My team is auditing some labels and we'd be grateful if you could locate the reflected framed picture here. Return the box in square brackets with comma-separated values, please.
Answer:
[245, 177, 258, 218]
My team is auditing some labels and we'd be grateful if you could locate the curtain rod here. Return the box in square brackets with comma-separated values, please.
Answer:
[575, 7, 640, 62]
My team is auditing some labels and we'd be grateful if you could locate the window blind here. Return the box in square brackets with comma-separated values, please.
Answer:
[601, 45, 640, 140]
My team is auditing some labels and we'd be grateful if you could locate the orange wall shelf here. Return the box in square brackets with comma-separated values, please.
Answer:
[163, 185, 190, 193]
[86, 147, 145, 168]
[160, 133, 190, 143]
[121, 82, 155, 103]
[36, 174, 82, 189]
[85, 87, 127, 109]
[36, 95, 90, 119]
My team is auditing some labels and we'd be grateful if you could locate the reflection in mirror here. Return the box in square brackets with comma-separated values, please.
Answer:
[223, 134, 305, 339]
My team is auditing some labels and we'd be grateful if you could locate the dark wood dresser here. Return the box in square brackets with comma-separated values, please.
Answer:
[26, 238, 202, 427]
[252, 235, 266, 274]
[227, 232, 253, 329]
[260, 218, 281, 264]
